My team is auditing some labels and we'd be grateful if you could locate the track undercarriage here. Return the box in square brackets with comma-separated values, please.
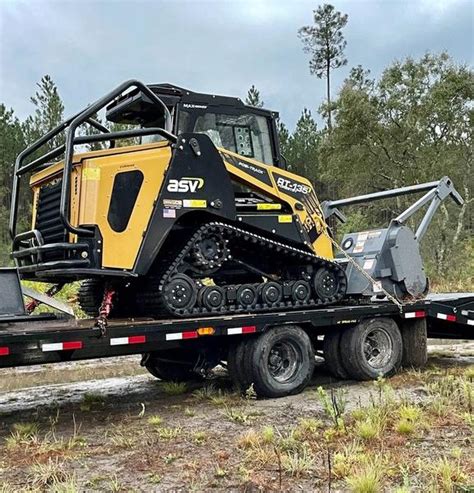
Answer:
[79, 222, 347, 318]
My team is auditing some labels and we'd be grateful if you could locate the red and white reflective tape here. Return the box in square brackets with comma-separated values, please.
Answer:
[166, 331, 198, 341]
[110, 335, 146, 346]
[42, 341, 83, 352]
[0, 346, 9, 356]
[227, 325, 257, 335]
[436, 313, 457, 322]
[403, 311, 426, 319]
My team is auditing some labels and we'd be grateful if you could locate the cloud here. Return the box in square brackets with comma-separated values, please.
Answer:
[1, 0, 472, 130]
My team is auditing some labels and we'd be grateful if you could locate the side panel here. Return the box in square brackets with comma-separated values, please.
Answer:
[219, 149, 334, 259]
[78, 145, 172, 269]
[134, 133, 236, 275]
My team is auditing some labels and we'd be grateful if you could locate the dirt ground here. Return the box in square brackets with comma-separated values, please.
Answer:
[0, 342, 473, 492]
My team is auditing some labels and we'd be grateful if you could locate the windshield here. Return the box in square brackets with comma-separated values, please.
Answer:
[192, 112, 273, 165]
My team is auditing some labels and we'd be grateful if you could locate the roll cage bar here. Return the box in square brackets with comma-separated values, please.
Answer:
[10, 80, 178, 240]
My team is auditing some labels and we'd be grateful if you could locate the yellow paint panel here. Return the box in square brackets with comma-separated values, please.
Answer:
[77, 145, 172, 269]
[82, 167, 101, 181]
[219, 147, 334, 260]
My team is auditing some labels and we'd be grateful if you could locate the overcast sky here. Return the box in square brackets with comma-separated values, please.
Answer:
[0, 0, 473, 130]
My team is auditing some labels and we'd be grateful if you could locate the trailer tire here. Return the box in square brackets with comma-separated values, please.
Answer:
[400, 318, 427, 368]
[340, 318, 402, 380]
[228, 338, 256, 392]
[249, 325, 315, 398]
[323, 328, 350, 380]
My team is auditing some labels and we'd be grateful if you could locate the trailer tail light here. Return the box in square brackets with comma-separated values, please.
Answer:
[0, 347, 10, 356]
[110, 335, 146, 346]
[197, 327, 215, 336]
[227, 325, 257, 335]
[403, 311, 426, 319]
[166, 331, 198, 341]
[42, 341, 83, 352]
[436, 313, 457, 322]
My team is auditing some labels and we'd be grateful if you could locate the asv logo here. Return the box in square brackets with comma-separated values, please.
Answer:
[167, 177, 204, 193]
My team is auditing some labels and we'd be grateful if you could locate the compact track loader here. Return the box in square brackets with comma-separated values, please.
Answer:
[10, 80, 347, 318]
[9, 80, 462, 319]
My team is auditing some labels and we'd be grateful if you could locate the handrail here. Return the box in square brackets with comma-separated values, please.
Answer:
[10, 79, 176, 239]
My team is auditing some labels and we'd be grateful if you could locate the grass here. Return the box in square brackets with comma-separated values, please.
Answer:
[425, 456, 468, 492]
[192, 431, 208, 444]
[5, 422, 38, 448]
[80, 392, 105, 411]
[28, 457, 76, 489]
[161, 381, 188, 396]
[332, 442, 364, 479]
[394, 402, 424, 435]
[345, 455, 387, 493]
[222, 406, 253, 424]
[147, 415, 163, 427]
[108, 428, 137, 449]
[281, 446, 315, 478]
[6, 418, 85, 454]
[157, 426, 182, 440]
[316, 385, 347, 429]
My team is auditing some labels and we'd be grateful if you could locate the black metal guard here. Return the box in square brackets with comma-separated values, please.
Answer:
[10, 79, 177, 240]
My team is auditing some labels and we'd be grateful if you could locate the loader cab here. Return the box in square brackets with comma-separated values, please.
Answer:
[106, 83, 286, 169]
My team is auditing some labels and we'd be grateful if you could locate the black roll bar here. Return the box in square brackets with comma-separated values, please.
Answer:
[10, 80, 177, 239]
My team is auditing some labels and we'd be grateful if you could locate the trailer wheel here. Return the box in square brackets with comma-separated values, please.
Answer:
[323, 328, 350, 380]
[227, 338, 255, 392]
[340, 318, 402, 380]
[400, 318, 427, 368]
[144, 350, 202, 382]
[249, 325, 315, 398]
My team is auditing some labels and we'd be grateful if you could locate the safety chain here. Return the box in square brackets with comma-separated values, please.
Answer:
[95, 286, 116, 337]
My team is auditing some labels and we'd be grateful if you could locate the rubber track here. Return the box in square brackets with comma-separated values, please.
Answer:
[159, 222, 347, 317]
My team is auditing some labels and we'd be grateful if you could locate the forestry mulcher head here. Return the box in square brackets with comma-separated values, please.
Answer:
[10, 80, 347, 318]
[323, 176, 464, 300]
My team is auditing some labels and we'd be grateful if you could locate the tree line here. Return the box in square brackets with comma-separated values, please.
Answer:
[1, 4, 472, 287]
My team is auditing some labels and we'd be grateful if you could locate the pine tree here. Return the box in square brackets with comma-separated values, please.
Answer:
[245, 85, 264, 108]
[0, 105, 26, 263]
[22, 75, 65, 150]
[298, 4, 348, 129]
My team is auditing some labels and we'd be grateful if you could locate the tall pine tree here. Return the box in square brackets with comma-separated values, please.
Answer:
[23, 75, 65, 150]
[298, 4, 348, 130]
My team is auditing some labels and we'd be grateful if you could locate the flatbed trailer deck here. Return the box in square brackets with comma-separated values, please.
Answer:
[1, 294, 472, 373]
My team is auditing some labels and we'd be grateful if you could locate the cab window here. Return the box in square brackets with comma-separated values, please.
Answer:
[192, 113, 274, 165]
